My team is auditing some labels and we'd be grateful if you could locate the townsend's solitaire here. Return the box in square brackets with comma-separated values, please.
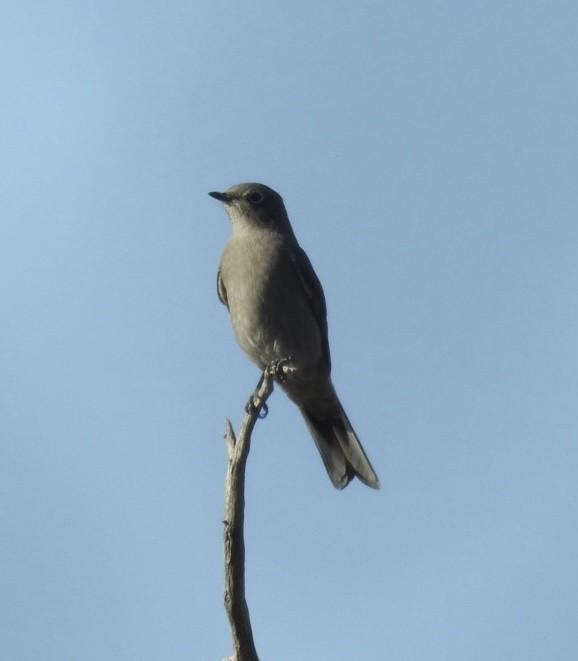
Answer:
[210, 183, 379, 489]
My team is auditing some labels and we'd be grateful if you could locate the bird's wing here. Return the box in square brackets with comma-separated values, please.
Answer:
[216, 268, 228, 308]
[291, 246, 331, 372]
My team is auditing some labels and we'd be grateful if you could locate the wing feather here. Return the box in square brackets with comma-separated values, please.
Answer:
[291, 247, 331, 372]
[217, 269, 228, 308]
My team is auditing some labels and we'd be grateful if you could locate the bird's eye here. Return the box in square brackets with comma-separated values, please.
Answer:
[247, 191, 264, 204]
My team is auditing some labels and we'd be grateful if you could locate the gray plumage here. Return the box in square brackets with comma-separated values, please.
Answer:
[210, 183, 379, 489]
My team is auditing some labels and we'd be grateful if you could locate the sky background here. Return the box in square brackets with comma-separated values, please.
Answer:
[1, 1, 577, 659]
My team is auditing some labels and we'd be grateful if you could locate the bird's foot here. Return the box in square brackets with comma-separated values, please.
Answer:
[243, 358, 294, 418]
[266, 357, 296, 383]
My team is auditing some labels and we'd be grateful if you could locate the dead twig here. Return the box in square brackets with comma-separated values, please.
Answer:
[222, 365, 279, 661]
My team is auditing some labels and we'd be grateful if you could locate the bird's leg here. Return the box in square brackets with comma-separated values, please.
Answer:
[243, 357, 295, 418]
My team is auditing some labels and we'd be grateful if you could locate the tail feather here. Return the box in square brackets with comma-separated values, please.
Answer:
[299, 404, 380, 490]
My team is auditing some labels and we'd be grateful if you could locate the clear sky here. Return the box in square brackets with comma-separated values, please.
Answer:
[1, 1, 577, 659]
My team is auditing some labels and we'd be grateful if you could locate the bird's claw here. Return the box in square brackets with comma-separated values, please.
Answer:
[258, 403, 268, 419]
[244, 395, 269, 419]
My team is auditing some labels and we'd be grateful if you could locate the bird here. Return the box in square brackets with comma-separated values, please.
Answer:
[210, 182, 379, 489]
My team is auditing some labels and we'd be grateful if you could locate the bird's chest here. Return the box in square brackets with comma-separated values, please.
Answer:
[221, 233, 282, 317]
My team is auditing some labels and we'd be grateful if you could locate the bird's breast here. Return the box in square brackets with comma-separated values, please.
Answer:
[219, 231, 322, 369]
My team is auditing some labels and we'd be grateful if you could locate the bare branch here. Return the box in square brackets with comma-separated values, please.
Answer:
[222, 366, 277, 661]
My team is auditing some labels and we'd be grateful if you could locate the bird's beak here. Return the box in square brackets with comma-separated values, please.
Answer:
[208, 191, 230, 203]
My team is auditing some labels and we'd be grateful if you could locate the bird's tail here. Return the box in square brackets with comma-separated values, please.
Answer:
[299, 401, 380, 490]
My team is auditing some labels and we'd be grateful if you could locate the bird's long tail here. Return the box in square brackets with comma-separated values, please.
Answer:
[299, 401, 380, 490]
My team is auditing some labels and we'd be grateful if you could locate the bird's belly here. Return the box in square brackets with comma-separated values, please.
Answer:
[227, 279, 321, 370]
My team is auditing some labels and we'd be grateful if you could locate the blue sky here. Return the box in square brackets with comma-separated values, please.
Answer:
[1, 1, 577, 659]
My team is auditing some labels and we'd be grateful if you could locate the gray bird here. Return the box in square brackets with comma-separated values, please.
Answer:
[210, 183, 379, 489]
